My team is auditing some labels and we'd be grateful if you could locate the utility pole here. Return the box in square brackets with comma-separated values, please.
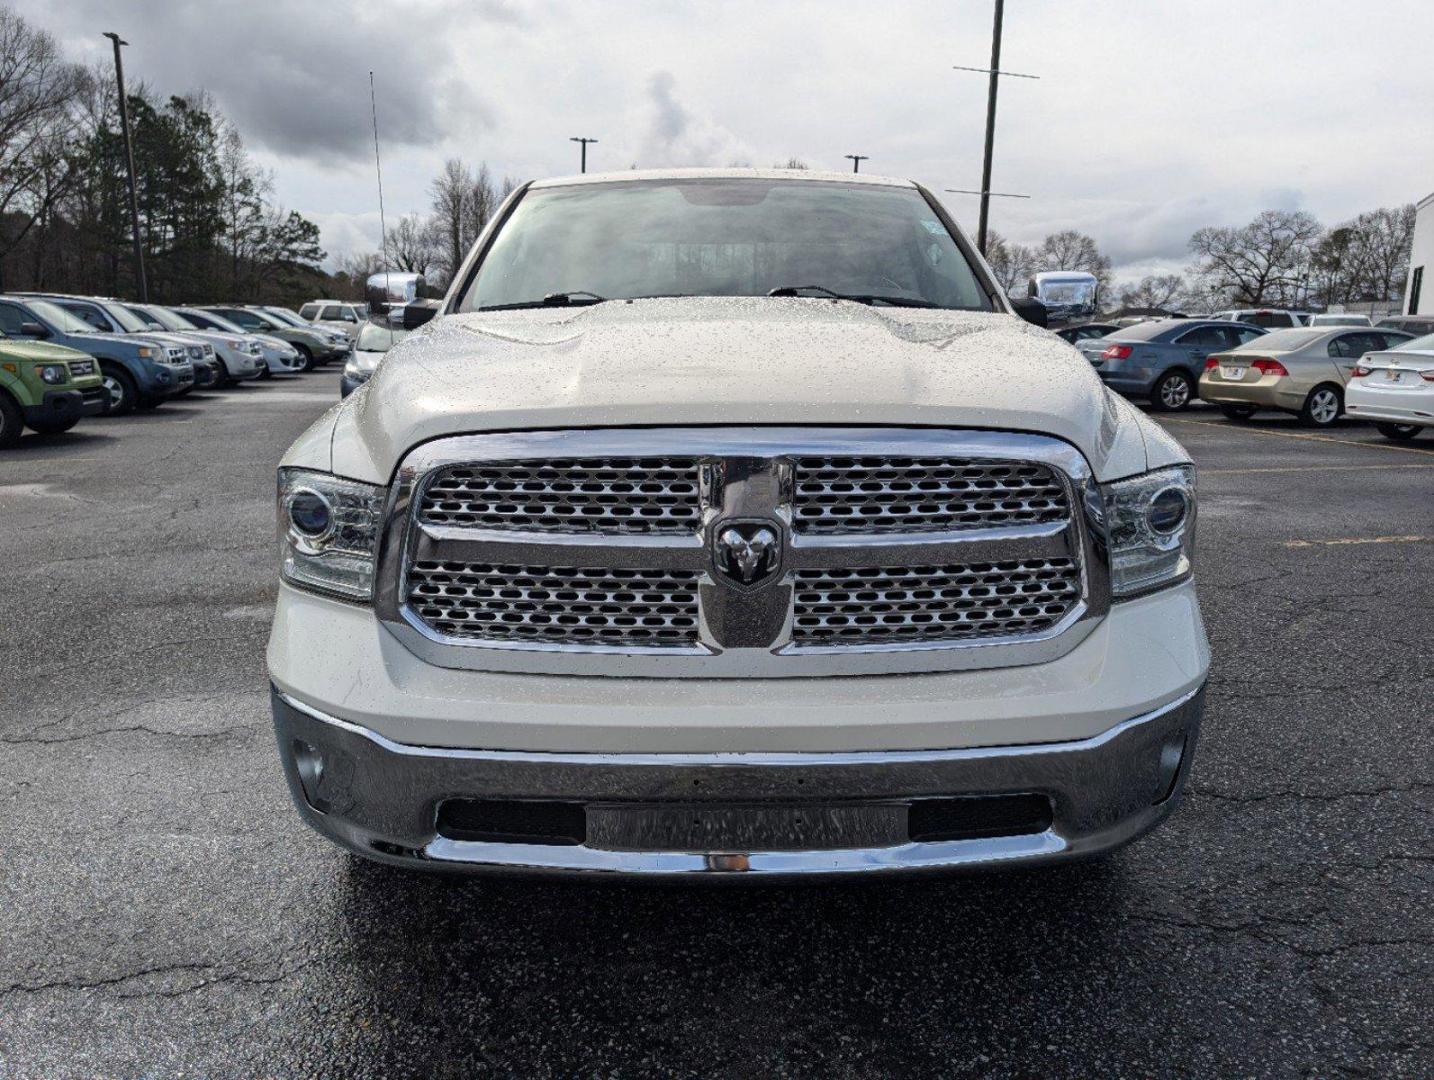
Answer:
[952, 1, 1038, 255]
[570, 137, 598, 173]
[844, 154, 869, 174]
[975, 0, 1004, 256]
[103, 32, 147, 302]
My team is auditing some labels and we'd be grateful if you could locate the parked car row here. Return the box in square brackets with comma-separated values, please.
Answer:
[1058, 313, 1432, 437]
[0, 294, 353, 448]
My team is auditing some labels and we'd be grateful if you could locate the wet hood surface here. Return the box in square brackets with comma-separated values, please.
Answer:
[333, 298, 1152, 482]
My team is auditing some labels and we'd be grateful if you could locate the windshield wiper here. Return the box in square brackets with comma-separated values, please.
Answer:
[766, 285, 941, 309]
[477, 290, 607, 312]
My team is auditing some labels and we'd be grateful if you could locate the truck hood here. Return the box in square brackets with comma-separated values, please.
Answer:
[327, 298, 1162, 483]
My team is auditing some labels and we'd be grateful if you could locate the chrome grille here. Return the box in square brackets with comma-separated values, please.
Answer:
[407, 561, 701, 647]
[792, 457, 1069, 534]
[418, 459, 701, 534]
[382, 429, 1104, 677]
[792, 559, 1082, 646]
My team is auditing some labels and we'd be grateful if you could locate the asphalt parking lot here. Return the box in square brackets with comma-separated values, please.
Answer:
[2, 378, 1431, 1078]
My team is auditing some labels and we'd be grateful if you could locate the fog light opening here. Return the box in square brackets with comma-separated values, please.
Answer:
[1154, 735, 1187, 805]
[292, 738, 331, 814]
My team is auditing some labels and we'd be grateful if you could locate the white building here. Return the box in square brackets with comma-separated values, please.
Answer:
[1407, 190, 1433, 314]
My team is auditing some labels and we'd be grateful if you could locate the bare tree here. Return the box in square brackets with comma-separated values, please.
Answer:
[1188, 209, 1321, 306]
[983, 230, 1038, 294]
[773, 157, 809, 170]
[0, 9, 85, 279]
[1116, 273, 1185, 311]
[1035, 230, 1113, 297]
[1347, 204, 1415, 303]
[385, 213, 437, 274]
[429, 157, 471, 286]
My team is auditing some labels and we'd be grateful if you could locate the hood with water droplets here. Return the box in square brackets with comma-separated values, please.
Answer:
[318, 297, 1169, 483]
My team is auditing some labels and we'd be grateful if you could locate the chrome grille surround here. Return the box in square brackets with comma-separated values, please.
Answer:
[793, 457, 1069, 534]
[418, 458, 700, 534]
[375, 428, 1111, 678]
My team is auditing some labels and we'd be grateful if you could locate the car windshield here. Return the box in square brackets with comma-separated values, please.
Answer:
[98, 301, 152, 333]
[459, 178, 992, 312]
[264, 308, 307, 327]
[1232, 328, 1324, 352]
[183, 309, 243, 333]
[221, 308, 284, 330]
[27, 299, 95, 335]
[356, 321, 410, 352]
[1392, 332, 1434, 353]
[131, 305, 195, 332]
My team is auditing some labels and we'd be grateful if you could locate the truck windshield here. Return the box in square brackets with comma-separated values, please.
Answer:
[459, 178, 993, 313]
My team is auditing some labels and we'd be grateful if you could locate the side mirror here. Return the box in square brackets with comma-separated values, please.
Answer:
[19, 321, 48, 338]
[1010, 297, 1048, 328]
[402, 300, 441, 330]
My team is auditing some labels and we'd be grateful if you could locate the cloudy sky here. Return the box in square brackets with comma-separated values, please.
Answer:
[20, 0, 1434, 282]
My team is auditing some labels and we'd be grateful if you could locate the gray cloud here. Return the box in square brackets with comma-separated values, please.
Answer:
[635, 70, 749, 168]
[20, 0, 518, 161]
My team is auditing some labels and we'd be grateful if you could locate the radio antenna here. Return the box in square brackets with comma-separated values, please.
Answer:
[369, 71, 393, 342]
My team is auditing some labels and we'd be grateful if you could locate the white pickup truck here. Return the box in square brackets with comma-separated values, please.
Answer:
[268, 169, 1209, 877]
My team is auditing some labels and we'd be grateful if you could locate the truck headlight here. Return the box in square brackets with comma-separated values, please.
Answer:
[1097, 465, 1196, 598]
[278, 468, 386, 601]
[36, 363, 67, 385]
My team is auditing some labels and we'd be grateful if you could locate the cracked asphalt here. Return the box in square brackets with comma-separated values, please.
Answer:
[1, 376, 1431, 1078]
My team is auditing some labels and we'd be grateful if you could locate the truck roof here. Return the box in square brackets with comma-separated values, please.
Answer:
[529, 167, 917, 190]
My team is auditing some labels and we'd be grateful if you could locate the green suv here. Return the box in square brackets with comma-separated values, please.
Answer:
[0, 335, 107, 447]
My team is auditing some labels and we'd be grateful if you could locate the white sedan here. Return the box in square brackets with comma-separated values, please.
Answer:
[1345, 332, 1434, 441]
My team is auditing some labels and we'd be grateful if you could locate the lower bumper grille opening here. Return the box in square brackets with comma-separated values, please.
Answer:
[437, 799, 587, 846]
[907, 794, 1053, 842]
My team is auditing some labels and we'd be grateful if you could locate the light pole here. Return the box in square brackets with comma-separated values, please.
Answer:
[103, 32, 147, 301]
[844, 154, 869, 174]
[570, 137, 598, 174]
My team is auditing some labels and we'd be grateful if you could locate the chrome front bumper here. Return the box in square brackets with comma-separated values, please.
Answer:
[272, 685, 1204, 877]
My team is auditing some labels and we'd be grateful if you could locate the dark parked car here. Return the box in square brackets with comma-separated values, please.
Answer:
[1376, 315, 1434, 337]
[1076, 318, 1266, 410]
[1056, 322, 1119, 344]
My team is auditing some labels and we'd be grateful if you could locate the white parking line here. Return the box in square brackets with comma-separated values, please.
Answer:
[1162, 417, 1434, 457]
[1204, 463, 1434, 475]
[1284, 535, 1430, 549]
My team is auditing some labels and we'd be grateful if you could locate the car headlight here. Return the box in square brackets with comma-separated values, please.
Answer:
[35, 363, 68, 385]
[278, 468, 386, 601]
[1096, 465, 1196, 598]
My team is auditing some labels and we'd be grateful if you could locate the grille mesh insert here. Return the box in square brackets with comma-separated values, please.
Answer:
[792, 559, 1081, 646]
[407, 562, 701, 647]
[793, 457, 1069, 534]
[418, 459, 701, 534]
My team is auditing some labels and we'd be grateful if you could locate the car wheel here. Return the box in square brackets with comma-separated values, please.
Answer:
[294, 345, 316, 372]
[0, 391, 22, 448]
[28, 416, 80, 436]
[1150, 370, 1194, 411]
[1299, 384, 1342, 427]
[99, 364, 137, 416]
[1374, 422, 1423, 442]
[1219, 404, 1257, 420]
[257, 364, 273, 380]
[211, 362, 232, 389]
